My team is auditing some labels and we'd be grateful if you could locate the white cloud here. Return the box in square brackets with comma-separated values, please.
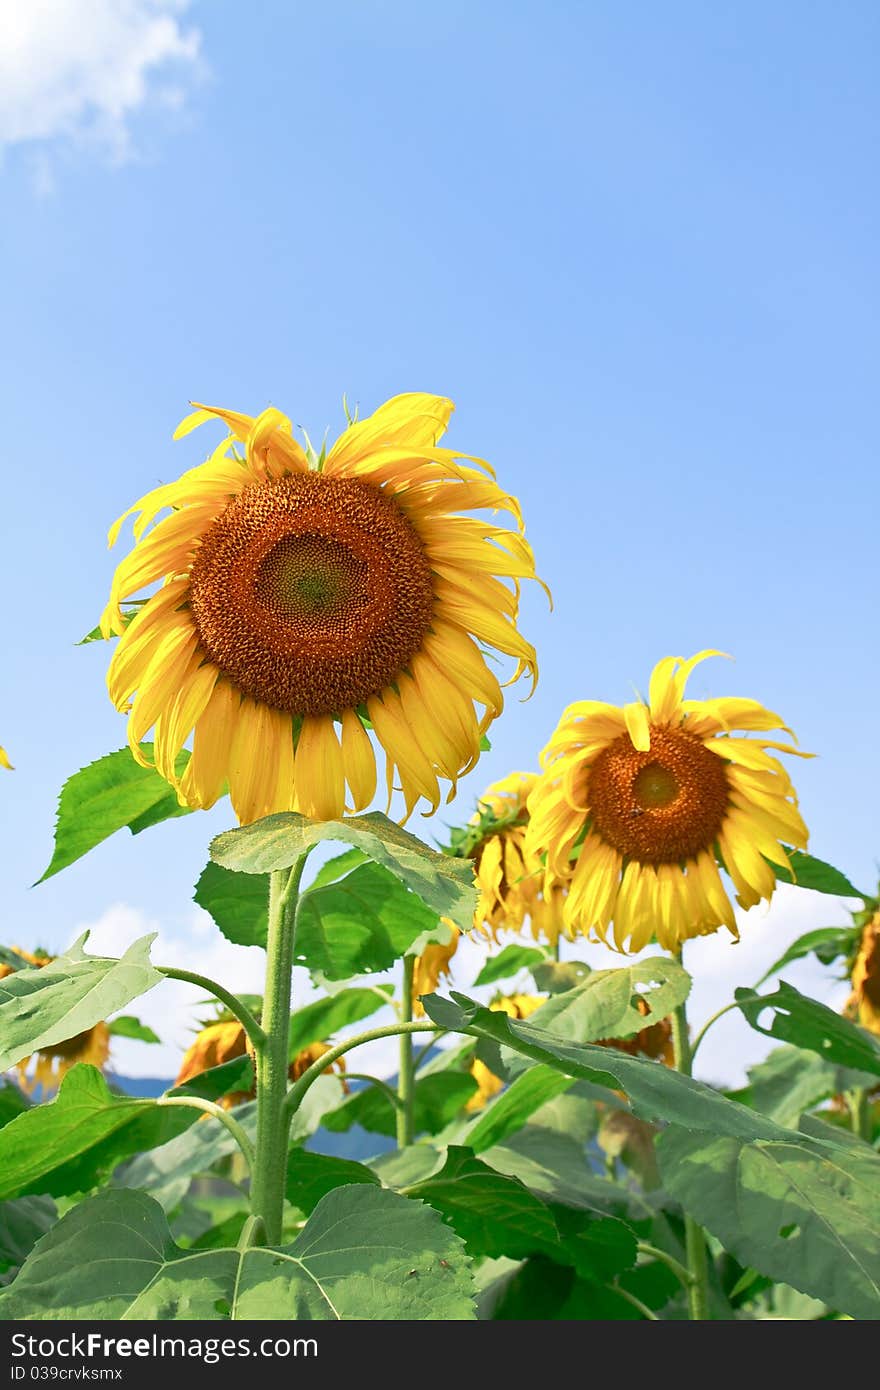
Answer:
[75, 882, 858, 1090]
[0, 0, 203, 170]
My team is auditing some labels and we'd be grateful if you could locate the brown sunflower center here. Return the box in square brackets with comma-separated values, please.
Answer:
[587, 726, 729, 864]
[188, 473, 435, 715]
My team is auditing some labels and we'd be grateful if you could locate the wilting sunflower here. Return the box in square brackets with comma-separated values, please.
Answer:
[0, 950, 111, 1094]
[451, 772, 566, 942]
[527, 651, 811, 952]
[0, 746, 12, 770]
[175, 1020, 346, 1106]
[412, 925, 461, 1017]
[845, 910, 880, 1036]
[101, 394, 540, 823]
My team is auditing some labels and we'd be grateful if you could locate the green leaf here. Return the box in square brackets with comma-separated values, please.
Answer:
[406, 1145, 560, 1260]
[0, 1067, 199, 1201]
[491, 1257, 642, 1321]
[288, 986, 393, 1056]
[754, 926, 862, 987]
[0, 1185, 475, 1320]
[0, 934, 162, 1073]
[530, 959, 591, 994]
[210, 810, 476, 931]
[286, 1150, 380, 1216]
[657, 1126, 880, 1320]
[0, 946, 35, 972]
[39, 748, 194, 882]
[323, 1072, 478, 1138]
[0, 1083, 30, 1130]
[296, 861, 447, 983]
[194, 862, 269, 948]
[732, 1045, 875, 1129]
[473, 945, 547, 987]
[107, 1015, 160, 1044]
[170, 1056, 254, 1104]
[421, 992, 787, 1141]
[735, 981, 880, 1079]
[0, 1197, 56, 1275]
[769, 851, 864, 900]
[528, 957, 690, 1041]
[307, 848, 368, 889]
[464, 1065, 574, 1153]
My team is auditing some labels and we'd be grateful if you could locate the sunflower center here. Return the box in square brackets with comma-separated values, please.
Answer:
[587, 726, 729, 864]
[188, 473, 435, 715]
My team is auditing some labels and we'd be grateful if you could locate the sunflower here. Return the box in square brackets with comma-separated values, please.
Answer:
[175, 1020, 346, 1106]
[412, 925, 461, 1018]
[101, 394, 540, 823]
[0, 950, 113, 1095]
[527, 651, 811, 952]
[0, 747, 12, 770]
[453, 772, 566, 942]
[845, 910, 880, 1036]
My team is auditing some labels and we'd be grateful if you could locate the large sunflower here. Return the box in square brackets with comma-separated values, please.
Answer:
[101, 394, 539, 823]
[527, 651, 811, 952]
[452, 772, 565, 942]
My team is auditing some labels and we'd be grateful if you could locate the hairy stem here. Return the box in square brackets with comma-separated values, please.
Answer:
[158, 967, 265, 1049]
[156, 1095, 255, 1171]
[397, 955, 416, 1148]
[283, 1022, 440, 1119]
[249, 857, 308, 1244]
[670, 973, 712, 1321]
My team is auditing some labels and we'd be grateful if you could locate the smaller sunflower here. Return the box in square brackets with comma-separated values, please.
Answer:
[527, 651, 812, 952]
[412, 926, 461, 1017]
[451, 772, 566, 943]
[0, 950, 112, 1095]
[175, 1019, 347, 1107]
[845, 909, 880, 1036]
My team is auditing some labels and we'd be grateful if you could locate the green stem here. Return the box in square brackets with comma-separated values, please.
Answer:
[283, 1022, 440, 1119]
[156, 1095, 255, 1171]
[397, 955, 416, 1148]
[635, 1241, 693, 1291]
[846, 1086, 871, 1141]
[158, 966, 265, 1049]
[611, 1285, 659, 1320]
[249, 857, 308, 1244]
[344, 1073, 403, 1109]
[671, 981, 711, 1321]
[689, 998, 749, 1063]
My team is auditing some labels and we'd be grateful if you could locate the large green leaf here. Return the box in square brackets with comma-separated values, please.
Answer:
[473, 945, 547, 987]
[0, 1067, 199, 1201]
[735, 981, 880, 1079]
[527, 957, 690, 1041]
[530, 959, 591, 994]
[769, 851, 864, 899]
[210, 811, 476, 930]
[286, 1150, 380, 1216]
[463, 1065, 575, 1153]
[0, 935, 162, 1072]
[288, 986, 393, 1056]
[0, 1185, 475, 1320]
[754, 926, 863, 987]
[731, 1045, 876, 1129]
[171, 1056, 254, 1103]
[296, 863, 447, 982]
[657, 1126, 880, 1320]
[405, 1146, 559, 1261]
[0, 1197, 56, 1275]
[193, 862, 269, 948]
[323, 1072, 478, 1138]
[421, 992, 786, 1141]
[39, 748, 193, 882]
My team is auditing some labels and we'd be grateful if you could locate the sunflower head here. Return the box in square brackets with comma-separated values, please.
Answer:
[102, 394, 541, 824]
[17, 1021, 111, 1096]
[449, 772, 566, 943]
[412, 924, 461, 1017]
[489, 991, 546, 1020]
[527, 651, 812, 952]
[175, 1021, 347, 1106]
[845, 910, 880, 1035]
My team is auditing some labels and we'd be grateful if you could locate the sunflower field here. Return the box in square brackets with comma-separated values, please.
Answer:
[0, 393, 877, 1329]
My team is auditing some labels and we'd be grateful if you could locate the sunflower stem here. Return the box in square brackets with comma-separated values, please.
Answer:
[250, 856, 308, 1245]
[157, 967, 265, 1050]
[846, 1086, 871, 1141]
[397, 955, 416, 1148]
[282, 1022, 440, 1120]
[156, 1096, 255, 1172]
[670, 970, 712, 1322]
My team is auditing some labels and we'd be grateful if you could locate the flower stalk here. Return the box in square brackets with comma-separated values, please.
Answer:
[397, 955, 416, 1148]
[670, 983, 711, 1321]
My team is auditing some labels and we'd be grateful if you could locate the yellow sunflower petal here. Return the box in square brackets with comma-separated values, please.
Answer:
[294, 716, 345, 821]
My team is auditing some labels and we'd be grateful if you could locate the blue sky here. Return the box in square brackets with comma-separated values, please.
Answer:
[1, 2, 877, 1083]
